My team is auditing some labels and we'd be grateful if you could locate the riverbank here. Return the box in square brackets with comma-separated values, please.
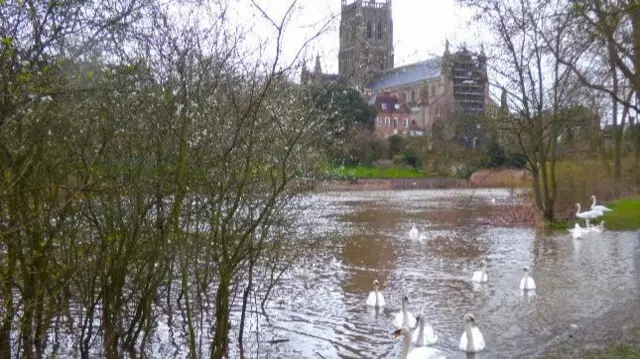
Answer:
[537, 298, 640, 358]
[312, 177, 469, 191]
[313, 169, 531, 191]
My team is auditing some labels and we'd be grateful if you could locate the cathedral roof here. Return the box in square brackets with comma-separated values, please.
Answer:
[368, 57, 442, 90]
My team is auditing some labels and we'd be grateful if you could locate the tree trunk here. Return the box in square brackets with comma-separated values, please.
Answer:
[635, 123, 640, 186]
[609, 55, 621, 188]
[0, 242, 16, 359]
[102, 299, 118, 359]
[211, 275, 231, 359]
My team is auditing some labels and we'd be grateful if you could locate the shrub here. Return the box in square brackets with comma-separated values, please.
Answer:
[468, 169, 529, 188]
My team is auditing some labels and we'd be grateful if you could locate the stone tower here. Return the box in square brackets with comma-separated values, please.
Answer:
[338, 0, 394, 88]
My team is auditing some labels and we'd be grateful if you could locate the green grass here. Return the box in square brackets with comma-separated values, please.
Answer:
[543, 344, 640, 359]
[326, 165, 429, 179]
[553, 197, 640, 231]
[600, 198, 640, 230]
[552, 221, 570, 230]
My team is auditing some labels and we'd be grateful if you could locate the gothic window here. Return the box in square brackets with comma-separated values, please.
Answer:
[431, 85, 436, 96]
[377, 22, 382, 39]
[411, 90, 415, 102]
[367, 22, 372, 38]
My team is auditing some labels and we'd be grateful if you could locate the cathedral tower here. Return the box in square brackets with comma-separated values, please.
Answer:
[338, 0, 394, 88]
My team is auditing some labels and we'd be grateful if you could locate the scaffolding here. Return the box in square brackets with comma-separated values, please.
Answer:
[451, 51, 486, 115]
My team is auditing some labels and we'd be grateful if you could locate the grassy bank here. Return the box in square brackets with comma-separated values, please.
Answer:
[325, 164, 429, 179]
[601, 198, 640, 230]
[554, 197, 640, 230]
[543, 344, 640, 359]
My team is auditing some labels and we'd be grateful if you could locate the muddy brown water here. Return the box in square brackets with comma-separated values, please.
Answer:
[256, 189, 640, 359]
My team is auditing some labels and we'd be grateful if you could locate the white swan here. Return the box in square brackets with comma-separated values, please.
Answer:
[393, 295, 417, 329]
[590, 195, 612, 213]
[408, 225, 419, 239]
[365, 280, 386, 307]
[568, 223, 588, 239]
[412, 315, 438, 346]
[458, 313, 486, 353]
[394, 324, 446, 359]
[519, 267, 536, 291]
[471, 260, 488, 283]
[590, 220, 606, 233]
[575, 203, 603, 221]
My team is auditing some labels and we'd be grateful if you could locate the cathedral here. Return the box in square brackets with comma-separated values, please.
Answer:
[300, 0, 495, 138]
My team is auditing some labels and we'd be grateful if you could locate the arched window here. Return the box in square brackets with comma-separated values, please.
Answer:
[377, 22, 382, 39]
[367, 22, 372, 38]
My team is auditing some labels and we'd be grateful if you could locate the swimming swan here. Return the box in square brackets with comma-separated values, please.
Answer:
[590, 195, 612, 213]
[568, 223, 588, 239]
[458, 313, 486, 353]
[519, 267, 536, 291]
[590, 220, 606, 233]
[412, 315, 437, 346]
[393, 295, 417, 329]
[394, 322, 446, 359]
[409, 225, 419, 240]
[471, 260, 488, 282]
[365, 280, 386, 308]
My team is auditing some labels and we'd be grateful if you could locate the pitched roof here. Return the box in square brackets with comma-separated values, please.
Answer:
[372, 93, 411, 113]
[368, 57, 442, 90]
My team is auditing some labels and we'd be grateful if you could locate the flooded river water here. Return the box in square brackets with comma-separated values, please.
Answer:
[255, 189, 640, 359]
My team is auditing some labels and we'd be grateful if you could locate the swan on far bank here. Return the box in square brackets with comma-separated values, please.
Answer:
[458, 313, 486, 353]
[393, 295, 417, 329]
[412, 315, 438, 346]
[471, 260, 488, 283]
[519, 267, 536, 291]
[365, 280, 386, 308]
[394, 322, 446, 359]
[575, 203, 603, 222]
[590, 195, 612, 213]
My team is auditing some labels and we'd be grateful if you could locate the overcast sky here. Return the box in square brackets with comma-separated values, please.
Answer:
[229, 0, 485, 74]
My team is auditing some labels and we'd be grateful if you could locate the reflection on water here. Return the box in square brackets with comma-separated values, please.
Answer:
[258, 189, 639, 358]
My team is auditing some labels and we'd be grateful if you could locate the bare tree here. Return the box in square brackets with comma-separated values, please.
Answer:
[458, 0, 588, 222]
[547, 0, 640, 186]
[0, 0, 333, 358]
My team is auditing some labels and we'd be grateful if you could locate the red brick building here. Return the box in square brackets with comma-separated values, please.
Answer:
[372, 92, 424, 138]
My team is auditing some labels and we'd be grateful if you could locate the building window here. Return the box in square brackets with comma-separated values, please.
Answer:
[376, 117, 380, 126]
[367, 22, 372, 38]
[393, 118, 398, 128]
[381, 103, 387, 110]
[411, 90, 416, 102]
[431, 85, 436, 96]
[380, 62, 384, 70]
[377, 22, 382, 39]
[394, 103, 400, 110]
[385, 117, 390, 126]
[404, 118, 409, 128]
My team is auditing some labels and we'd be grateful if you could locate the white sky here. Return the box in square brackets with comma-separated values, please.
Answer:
[228, 0, 486, 74]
